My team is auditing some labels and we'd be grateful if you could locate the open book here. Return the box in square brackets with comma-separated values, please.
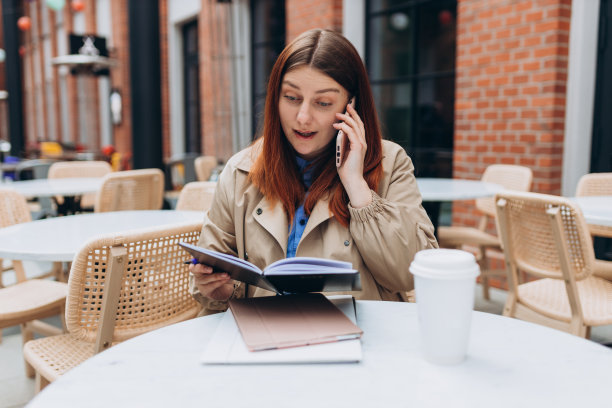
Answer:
[179, 242, 360, 295]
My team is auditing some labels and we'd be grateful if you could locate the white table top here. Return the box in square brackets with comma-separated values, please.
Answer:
[572, 196, 612, 227]
[1, 177, 103, 198]
[29, 301, 612, 408]
[0, 210, 204, 262]
[417, 178, 504, 201]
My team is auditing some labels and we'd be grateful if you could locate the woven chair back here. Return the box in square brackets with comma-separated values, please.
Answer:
[476, 164, 533, 217]
[175, 181, 217, 212]
[65, 222, 202, 343]
[95, 168, 164, 212]
[575, 173, 612, 196]
[496, 191, 594, 281]
[48, 161, 112, 178]
[194, 156, 218, 181]
[0, 188, 32, 227]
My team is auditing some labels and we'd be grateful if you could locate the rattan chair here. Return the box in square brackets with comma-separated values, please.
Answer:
[496, 191, 612, 338]
[94, 168, 164, 212]
[194, 155, 218, 181]
[23, 221, 203, 392]
[575, 173, 612, 281]
[48, 161, 112, 210]
[438, 165, 533, 299]
[175, 181, 217, 212]
[0, 189, 67, 356]
[575, 172, 612, 238]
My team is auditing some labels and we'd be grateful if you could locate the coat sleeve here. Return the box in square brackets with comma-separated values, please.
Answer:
[347, 148, 438, 292]
[189, 164, 242, 315]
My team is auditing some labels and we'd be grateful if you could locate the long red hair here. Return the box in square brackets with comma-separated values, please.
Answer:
[249, 29, 383, 227]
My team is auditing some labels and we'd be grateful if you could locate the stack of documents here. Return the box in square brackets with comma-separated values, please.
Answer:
[201, 295, 363, 364]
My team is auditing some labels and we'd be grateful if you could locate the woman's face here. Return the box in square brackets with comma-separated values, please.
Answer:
[278, 66, 350, 161]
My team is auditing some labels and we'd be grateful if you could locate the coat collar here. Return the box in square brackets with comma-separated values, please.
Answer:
[238, 140, 335, 254]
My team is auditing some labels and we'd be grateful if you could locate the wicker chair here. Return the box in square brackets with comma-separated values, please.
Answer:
[575, 173, 612, 281]
[437, 165, 533, 299]
[48, 161, 112, 210]
[175, 181, 217, 212]
[0, 189, 68, 358]
[23, 221, 202, 392]
[194, 155, 218, 181]
[94, 168, 164, 212]
[575, 172, 612, 239]
[495, 191, 612, 337]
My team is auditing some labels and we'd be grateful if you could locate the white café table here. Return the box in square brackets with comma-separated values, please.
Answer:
[0, 210, 204, 262]
[416, 178, 504, 202]
[28, 301, 611, 408]
[572, 196, 612, 228]
[3, 177, 103, 199]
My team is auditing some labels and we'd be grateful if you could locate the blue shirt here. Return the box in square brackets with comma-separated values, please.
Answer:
[286, 156, 313, 258]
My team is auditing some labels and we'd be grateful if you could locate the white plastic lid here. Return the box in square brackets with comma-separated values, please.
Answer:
[409, 249, 480, 280]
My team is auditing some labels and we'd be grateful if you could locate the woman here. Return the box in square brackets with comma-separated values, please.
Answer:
[191, 29, 437, 315]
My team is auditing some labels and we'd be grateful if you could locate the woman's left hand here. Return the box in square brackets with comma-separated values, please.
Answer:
[333, 103, 372, 208]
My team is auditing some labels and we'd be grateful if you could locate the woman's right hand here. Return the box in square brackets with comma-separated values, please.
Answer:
[190, 263, 235, 301]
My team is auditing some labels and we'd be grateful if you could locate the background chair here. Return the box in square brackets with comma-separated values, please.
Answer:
[575, 172, 612, 281]
[0, 189, 67, 361]
[194, 155, 218, 181]
[437, 164, 533, 299]
[23, 221, 202, 392]
[496, 191, 612, 338]
[48, 161, 112, 210]
[175, 181, 217, 212]
[94, 168, 164, 212]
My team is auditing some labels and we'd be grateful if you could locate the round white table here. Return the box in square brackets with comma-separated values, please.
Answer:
[572, 196, 612, 228]
[0, 210, 204, 262]
[417, 178, 504, 202]
[3, 177, 103, 199]
[28, 301, 612, 408]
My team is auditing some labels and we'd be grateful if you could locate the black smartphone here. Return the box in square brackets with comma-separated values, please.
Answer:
[335, 97, 356, 167]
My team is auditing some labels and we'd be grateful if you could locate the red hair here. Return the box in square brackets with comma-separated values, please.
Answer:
[249, 29, 383, 227]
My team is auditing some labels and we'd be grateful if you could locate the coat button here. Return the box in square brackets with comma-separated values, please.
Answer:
[256, 208, 262, 215]
[344, 240, 350, 247]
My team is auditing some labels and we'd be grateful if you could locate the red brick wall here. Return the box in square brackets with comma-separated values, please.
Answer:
[110, 0, 132, 168]
[159, 0, 170, 160]
[453, 0, 571, 228]
[286, 0, 343, 41]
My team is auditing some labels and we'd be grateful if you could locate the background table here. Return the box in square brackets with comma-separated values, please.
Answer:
[0, 210, 204, 262]
[417, 178, 504, 202]
[416, 178, 504, 232]
[3, 178, 103, 199]
[572, 196, 612, 228]
[28, 301, 612, 407]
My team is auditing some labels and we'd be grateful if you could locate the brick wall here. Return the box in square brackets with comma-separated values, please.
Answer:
[453, 0, 571, 229]
[286, 0, 343, 41]
[110, 0, 132, 168]
[159, 0, 170, 160]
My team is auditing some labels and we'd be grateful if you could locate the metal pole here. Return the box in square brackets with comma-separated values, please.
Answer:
[1, 0, 24, 157]
[128, 0, 163, 170]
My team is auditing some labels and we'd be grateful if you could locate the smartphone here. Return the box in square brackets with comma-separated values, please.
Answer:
[335, 97, 356, 167]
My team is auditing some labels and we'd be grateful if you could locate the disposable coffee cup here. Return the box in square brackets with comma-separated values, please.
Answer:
[409, 248, 480, 365]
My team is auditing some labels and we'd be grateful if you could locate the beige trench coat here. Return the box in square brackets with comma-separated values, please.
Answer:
[190, 140, 438, 315]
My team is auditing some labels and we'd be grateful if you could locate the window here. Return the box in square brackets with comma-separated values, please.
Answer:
[366, 0, 457, 177]
[250, 0, 286, 137]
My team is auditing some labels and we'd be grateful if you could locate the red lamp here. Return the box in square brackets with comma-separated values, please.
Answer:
[71, 0, 85, 12]
[17, 16, 32, 31]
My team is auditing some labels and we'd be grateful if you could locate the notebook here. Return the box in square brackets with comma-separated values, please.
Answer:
[201, 295, 362, 364]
